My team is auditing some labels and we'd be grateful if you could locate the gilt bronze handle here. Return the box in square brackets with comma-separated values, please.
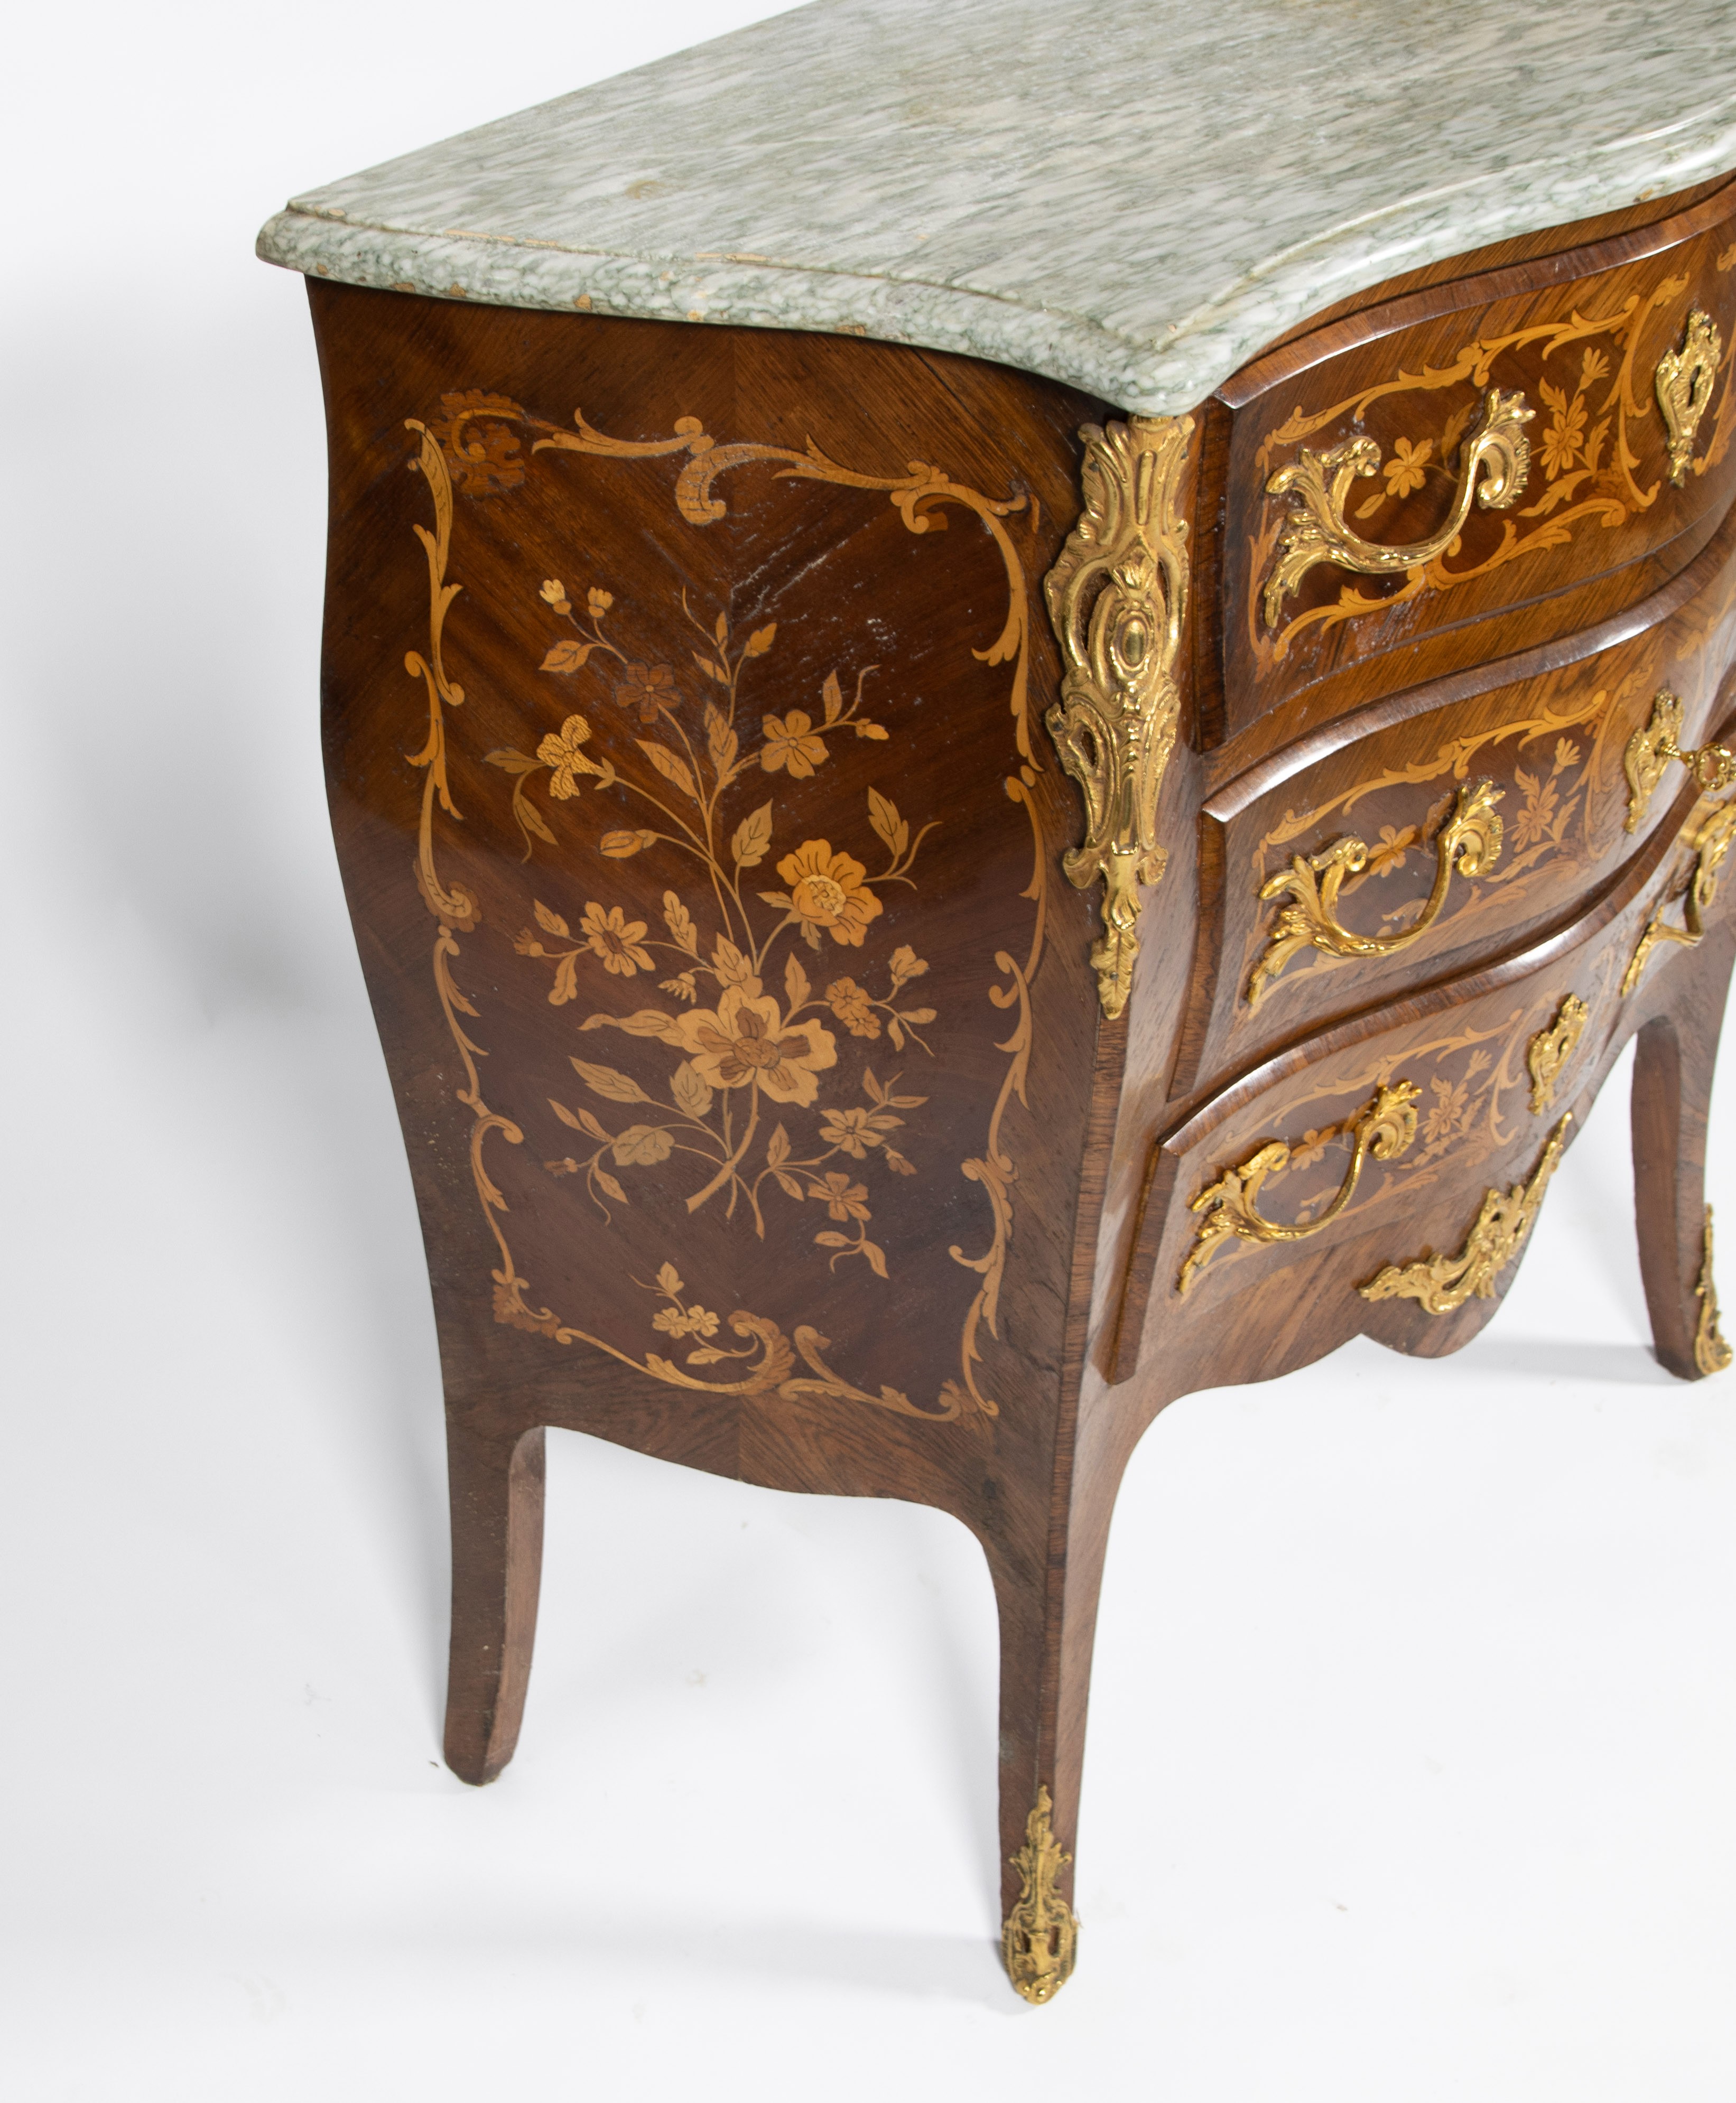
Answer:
[1623, 688, 1736, 833]
[1180, 1081, 1421, 1296]
[1262, 387, 1534, 626]
[1248, 779, 1504, 1010]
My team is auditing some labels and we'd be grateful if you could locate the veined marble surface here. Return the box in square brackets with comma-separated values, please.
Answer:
[257, 0, 1736, 416]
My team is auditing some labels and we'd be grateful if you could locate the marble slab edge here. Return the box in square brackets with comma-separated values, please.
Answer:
[259, 112, 1736, 418]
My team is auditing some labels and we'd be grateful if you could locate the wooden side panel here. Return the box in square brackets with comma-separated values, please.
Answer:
[309, 282, 1111, 1513]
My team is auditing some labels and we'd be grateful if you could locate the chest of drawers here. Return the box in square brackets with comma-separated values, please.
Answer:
[262, 0, 1736, 2001]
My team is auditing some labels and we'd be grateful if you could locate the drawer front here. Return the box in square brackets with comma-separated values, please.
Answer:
[1113, 789, 1736, 1381]
[1219, 182, 1736, 741]
[1178, 500, 1736, 1094]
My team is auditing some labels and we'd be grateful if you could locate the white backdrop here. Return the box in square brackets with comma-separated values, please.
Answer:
[4, 5, 1734, 2097]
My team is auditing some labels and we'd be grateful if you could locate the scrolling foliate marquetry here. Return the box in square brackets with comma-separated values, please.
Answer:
[399, 394, 1051, 1424]
[1253, 266, 1736, 664]
[1043, 414, 1192, 1019]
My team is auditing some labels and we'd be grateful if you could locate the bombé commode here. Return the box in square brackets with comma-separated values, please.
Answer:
[261, 0, 1736, 2003]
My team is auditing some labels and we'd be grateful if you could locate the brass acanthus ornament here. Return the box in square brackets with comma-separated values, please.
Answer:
[1360, 1116, 1569, 1315]
[1623, 688, 1736, 833]
[1623, 794, 1736, 995]
[1045, 414, 1192, 1020]
[1180, 1082, 1420, 1296]
[1527, 993, 1589, 1114]
[1248, 779, 1504, 1009]
[1694, 1205, 1733, 1376]
[1002, 1785, 1078, 2004]
[1655, 308, 1725, 488]
[1262, 387, 1534, 626]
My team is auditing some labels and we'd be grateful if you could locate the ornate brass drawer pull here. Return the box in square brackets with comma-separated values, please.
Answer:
[1248, 778, 1504, 1010]
[1623, 688, 1736, 832]
[1360, 1115, 1569, 1315]
[1262, 387, 1534, 626]
[1655, 308, 1724, 488]
[1180, 1081, 1419, 1296]
[1622, 794, 1736, 995]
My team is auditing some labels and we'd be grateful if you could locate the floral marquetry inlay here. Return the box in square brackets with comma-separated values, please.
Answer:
[1227, 644, 1721, 1035]
[498, 592, 936, 1260]
[1168, 969, 1631, 1306]
[398, 392, 1055, 1423]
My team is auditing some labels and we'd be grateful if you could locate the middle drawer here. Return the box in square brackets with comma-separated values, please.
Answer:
[1175, 492, 1736, 1095]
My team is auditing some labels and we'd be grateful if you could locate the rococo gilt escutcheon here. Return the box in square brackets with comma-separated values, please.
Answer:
[1656, 308, 1725, 488]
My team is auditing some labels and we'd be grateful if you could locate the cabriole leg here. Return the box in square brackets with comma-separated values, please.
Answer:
[1631, 932, 1736, 1379]
[983, 1412, 1132, 2004]
[442, 1420, 546, 1784]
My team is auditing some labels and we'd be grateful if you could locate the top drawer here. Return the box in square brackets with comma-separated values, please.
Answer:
[1217, 181, 1736, 742]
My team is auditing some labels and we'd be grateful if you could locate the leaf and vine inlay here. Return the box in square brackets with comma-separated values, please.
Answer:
[397, 393, 1049, 1423]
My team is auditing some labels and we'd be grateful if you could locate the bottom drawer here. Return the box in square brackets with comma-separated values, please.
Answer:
[1111, 780, 1736, 1386]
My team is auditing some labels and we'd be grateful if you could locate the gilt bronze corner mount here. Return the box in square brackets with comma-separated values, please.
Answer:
[1045, 414, 1192, 1020]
